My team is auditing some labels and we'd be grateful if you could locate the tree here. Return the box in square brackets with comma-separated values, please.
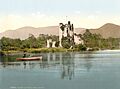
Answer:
[61, 37, 71, 49]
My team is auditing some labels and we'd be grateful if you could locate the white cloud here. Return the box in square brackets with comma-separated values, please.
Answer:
[95, 11, 102, 14]
[87, 15, 98, 20]
[0, 13, 120, 33]
[31, 13, 36, 16]
[75, 11, 81, 14]
[0, 13, 64, 33]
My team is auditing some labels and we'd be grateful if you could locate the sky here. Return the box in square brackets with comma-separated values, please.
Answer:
[0, 0, 120, 32]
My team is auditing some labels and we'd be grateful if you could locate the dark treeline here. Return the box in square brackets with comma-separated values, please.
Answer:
[0, 30, 120, 51]
[0, 34, 59, 51]
[82, 29, 120, 50]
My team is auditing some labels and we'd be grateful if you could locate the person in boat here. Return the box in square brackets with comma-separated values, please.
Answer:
[23, 61, 26, 69]
[23, 51, 26, 58]
[22, 51, 27, 69]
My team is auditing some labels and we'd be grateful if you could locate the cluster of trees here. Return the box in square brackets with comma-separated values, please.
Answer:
[82, 29, 120, 50]
[61, 37, 74, 49]
[61, 29, 120, 50]
[0, 34, 58, 51]
[0, 30, 120, 51]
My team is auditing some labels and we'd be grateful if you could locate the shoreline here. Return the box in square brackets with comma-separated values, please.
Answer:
[1, 48, 120, 55]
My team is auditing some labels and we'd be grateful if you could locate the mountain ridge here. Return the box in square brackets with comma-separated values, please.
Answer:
[0, 26, 85, 39]
[89, 23, 120, 38]
[0, 23, 120, 39]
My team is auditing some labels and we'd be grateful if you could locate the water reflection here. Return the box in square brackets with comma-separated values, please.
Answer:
[23, 61, 26, 69]
[0, 52, 94, 80]
[83, 53, 93, 72]
[59, 52, 74, 80]
[1, 51, 120, 89]
[39, 52, 75, 80]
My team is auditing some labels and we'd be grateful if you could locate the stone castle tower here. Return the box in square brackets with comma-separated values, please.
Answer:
[46, 21, 84, 48]
[59, 21, 74, 47]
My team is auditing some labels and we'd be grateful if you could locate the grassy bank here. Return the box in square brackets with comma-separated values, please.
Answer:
[1, 48, 76, 55]
[26, 48, 72, 53]
[1, 48, 120, 56]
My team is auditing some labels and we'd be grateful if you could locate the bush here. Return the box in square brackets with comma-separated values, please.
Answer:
[61, 37, 71, 49]
[0, 51, 5, 56]
[74, 44, 87, 51]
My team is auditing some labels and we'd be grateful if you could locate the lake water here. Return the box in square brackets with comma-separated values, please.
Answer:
[0, 50, 120, 89]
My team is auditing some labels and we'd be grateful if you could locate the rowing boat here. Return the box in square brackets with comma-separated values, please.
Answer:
[16, 56, 42, 61]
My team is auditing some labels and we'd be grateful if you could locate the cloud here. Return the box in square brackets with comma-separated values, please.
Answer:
[0, 13, 61, 32]
[75, 11, 81, 14]
[0, 13, 120, 33]
[95, 11, 102, 14]
[31, 12, 46, 17]
[87, 15, 98, 20]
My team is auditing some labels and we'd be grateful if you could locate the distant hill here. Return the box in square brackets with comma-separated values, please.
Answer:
[89, 23, 120, 38]
[1, 23, 119, 40]
[0, 26, 85, 40]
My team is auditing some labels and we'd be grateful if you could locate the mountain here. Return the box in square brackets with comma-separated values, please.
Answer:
[1, 23, 119, 40]
[89, 23, 120, 38]
[0, 26, 59, 40]
[0, 26, 85, 40]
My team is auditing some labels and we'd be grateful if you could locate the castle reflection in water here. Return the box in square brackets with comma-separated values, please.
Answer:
[0, 52, 93, 80]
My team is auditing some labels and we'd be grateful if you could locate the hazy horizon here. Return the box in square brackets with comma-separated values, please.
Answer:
[0, 0, 120, 33]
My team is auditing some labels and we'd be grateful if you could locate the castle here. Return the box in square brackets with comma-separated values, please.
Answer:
[47, 21, 84, 48]
[59, 21, 84, 48]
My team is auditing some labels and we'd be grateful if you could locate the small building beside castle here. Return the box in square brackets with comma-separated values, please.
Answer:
[46, 39, 56, 48]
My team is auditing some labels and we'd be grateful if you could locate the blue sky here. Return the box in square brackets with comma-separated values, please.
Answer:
[0, 0, 120, 32]
[0, 0, 119, 15]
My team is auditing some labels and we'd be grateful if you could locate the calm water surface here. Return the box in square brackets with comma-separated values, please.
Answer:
[0, 50, 120, 89]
